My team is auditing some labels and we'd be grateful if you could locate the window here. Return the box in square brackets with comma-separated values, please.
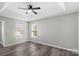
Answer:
[32, 24, 37, 38]
[16, 24, 24, 39]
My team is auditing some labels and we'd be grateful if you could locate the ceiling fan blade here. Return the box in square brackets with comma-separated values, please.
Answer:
[32, 7, 40, 10]
[18, 7, 28, 10]
[32, 10, 37, 14]
[29, 5, 32, 9]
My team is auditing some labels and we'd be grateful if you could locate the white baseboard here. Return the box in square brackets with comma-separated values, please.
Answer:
[4, 40, 29, 47]
[30, 40, 79, 54]
[0, 42, 2, 45]
[0, 42, 4, 46]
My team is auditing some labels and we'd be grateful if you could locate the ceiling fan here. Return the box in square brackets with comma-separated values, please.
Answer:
[18, 2, 40, 14]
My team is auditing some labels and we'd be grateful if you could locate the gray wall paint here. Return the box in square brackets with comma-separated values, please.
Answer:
[0, 16, 29, 46]
[29, 12, 78, 50]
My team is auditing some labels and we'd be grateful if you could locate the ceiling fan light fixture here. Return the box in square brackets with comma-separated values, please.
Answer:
[18, 2, 40, 14]
[28, 10, 32, 13]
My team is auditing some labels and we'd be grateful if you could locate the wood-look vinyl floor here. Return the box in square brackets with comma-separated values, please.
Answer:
[0, 41, 78, 56]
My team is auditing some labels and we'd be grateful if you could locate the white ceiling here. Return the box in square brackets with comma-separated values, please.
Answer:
[0, 2, 79, 21]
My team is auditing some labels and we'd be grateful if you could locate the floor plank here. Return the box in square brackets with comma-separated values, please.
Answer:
[0, 41, 78, 56]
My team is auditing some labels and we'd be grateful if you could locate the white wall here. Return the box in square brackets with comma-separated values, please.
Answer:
[0, 16, 29, 47]
[78, 12, 79, 52]
[0, 22, 2, 44]
[29, 12, 78, 51]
